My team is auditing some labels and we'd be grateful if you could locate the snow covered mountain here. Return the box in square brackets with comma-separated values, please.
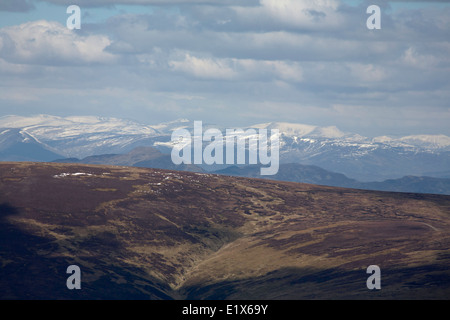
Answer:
[252, 122, 348, 139]
[0, 128, 62, 161]
[0, 115, 448, 181]
[0, 115, 160, 158]
[269, 122, 450, 181]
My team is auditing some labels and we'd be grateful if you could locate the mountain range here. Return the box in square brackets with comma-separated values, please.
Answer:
[214, 163, 450, 195]
[53, 146, 203, 173]
[0, 114, 449, 182]
[50, 146, 450, 195]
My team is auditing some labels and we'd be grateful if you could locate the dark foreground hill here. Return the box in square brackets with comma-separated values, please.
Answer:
[0, 162, 449, 300]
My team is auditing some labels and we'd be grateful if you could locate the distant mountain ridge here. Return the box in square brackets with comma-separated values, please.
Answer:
[214, 163, 358, 188]
[52, 147, 450, 195]
[214, 163, 450, 195]
[53, 146, 203, 173]
[1, 114, 449, 181]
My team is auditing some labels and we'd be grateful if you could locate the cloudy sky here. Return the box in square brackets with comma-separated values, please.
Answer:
[0, 0, 449, 136]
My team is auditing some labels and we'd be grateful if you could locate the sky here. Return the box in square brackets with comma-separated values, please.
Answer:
[0, 0, 449, 137]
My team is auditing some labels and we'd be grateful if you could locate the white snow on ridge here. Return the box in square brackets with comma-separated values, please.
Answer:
[0, 115, 158, 137]
[252, 122, 317, 137]
[251, 122, 349, 139]
[372, 136, 393, 143]
[373, 134, 450, 150]
[1, 115, 449, 159]
[64, 116, 105, 124]
[0, 115, 68, 128]
[399, 135, 450, 148]
[150, 119, 190, 132]
[0, 115, 163, 158]
[311, 126, 346, 139]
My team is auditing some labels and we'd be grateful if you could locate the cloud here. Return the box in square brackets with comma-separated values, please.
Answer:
[401, 47, 439, 69]
[1, 1, 449, 136]
[35, 0, 260, 7]
[347, 63, 388, 82]
[0, 0, 35, 12]
[169, 54, 237, 80]
[237, 59, 303, 82]
[0, 20, 116, 65]
[259, 0, 340, 25]
[104, 12, 380, 63]
[388, 0, 450, 2]
[168, 52, 304, 83]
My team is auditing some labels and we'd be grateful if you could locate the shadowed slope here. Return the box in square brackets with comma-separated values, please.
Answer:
[0, 162, 449, 299]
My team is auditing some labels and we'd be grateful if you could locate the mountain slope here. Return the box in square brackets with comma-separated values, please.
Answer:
[0, 115, 161, 158]
[0, 128, 62, 161]
[360, 176, 450, 195]
[1, 162, 449, 299]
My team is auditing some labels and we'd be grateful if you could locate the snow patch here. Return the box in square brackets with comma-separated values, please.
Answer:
[53, 172, 93, 178]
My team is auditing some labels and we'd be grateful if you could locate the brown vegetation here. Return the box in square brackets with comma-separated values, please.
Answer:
[0, 162, 449, 299]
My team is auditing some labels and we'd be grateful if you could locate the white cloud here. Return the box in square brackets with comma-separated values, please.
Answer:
[169, 54, 237, 80]
[169, 53, 303, 82]
[348, 63, 388, 82]
[237, 59, 303, 82]
[401, 47, 440, 69]
[35, 0, 255, 6]
[0, 20, 116, 65]
[260, 0, 339, 20]
[0, 57, 32, 74]
[233, 0, 344, 30]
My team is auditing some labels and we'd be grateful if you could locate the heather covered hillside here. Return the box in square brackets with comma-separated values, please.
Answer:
[1, 162, 449, 299]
